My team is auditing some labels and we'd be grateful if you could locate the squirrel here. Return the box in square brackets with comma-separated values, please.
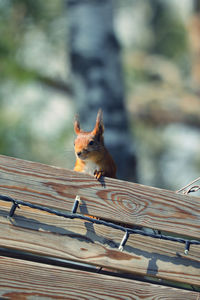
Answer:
[73, 109, 116, 180]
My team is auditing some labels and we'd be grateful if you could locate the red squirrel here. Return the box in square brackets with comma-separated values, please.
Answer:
[73, 109, 116, 179]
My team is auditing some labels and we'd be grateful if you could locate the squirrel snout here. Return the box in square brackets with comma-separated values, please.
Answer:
[76, 149, 89, 159]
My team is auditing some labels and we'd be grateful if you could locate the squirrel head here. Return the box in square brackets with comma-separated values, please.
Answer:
[74, 109, 105, 161]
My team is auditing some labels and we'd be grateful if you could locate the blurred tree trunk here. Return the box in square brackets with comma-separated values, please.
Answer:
[66, 0, 137, 181]
[149, 0, 166, 55]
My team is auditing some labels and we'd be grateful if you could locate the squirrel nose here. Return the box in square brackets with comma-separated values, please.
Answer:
[77, 151, 82, 157]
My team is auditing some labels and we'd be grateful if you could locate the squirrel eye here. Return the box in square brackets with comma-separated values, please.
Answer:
[89, 140, 94, 146]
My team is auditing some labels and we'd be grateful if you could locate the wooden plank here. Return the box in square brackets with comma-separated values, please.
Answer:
[0, 210, 199, 286]
[0, 256, 199, 300]
[1, 201, 200, 263]
[0, 154, 200, 239]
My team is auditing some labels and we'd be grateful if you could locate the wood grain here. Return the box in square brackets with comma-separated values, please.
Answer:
[1, 201, 200, 263]
[0, 155, 200, 239]
[0, 210, 200, 286]
[0, 155, 200, 287]
[0, 256, 199, 300]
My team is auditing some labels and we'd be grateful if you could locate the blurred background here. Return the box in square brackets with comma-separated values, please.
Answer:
[0, 0, 200, 190]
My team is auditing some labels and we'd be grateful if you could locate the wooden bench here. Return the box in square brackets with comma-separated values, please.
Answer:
[0, 154, 199, 299]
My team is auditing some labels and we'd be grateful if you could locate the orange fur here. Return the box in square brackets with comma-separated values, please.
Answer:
[73, 109, 116, 179]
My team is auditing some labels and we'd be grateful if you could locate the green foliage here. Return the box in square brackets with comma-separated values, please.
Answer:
[0, 0, 74, 167]
[0, 0, 66, 82]
[0, 100, 36, 159]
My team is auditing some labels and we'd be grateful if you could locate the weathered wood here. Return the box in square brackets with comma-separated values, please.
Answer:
[1, 155, 200, 286]
[0, 210, 199, 286]
[0, 154, 200, 239]
[1, 201, 200, 263]
[0, 256, 199, 300]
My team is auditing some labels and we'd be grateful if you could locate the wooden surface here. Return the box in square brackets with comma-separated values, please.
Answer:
[0, 154, 200, 239]
[0, 154, 200, 291]
[0, 256, 199, 300]
[0, 202, 200, 286]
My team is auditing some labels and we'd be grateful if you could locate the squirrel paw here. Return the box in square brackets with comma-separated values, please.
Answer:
[94, 170, 104, 180]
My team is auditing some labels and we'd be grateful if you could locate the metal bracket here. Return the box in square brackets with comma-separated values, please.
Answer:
[72, 195, 80, 214]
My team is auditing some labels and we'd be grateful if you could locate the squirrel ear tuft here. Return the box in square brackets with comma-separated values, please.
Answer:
[74, 115, 81, 134]
[93, 109, 104, 136]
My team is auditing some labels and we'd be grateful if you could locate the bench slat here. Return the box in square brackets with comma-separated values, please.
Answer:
[0, 256, 199, 300]
[0, 212, 199, 285]
[0, 155, 200, 239]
